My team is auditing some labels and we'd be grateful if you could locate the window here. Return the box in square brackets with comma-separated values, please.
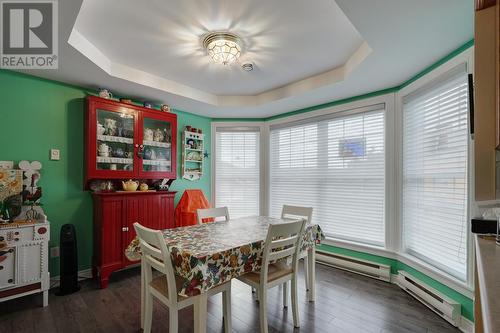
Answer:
[215, 127, 260, 218]
[269, 105, 386, 246]
[402, 64, 469, 281]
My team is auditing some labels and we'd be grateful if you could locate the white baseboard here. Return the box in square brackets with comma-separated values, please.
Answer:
[458, 316, 474, 333]
[351, 271, 473, 332]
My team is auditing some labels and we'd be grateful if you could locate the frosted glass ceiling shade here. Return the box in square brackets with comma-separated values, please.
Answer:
[203, 32, 242, 65]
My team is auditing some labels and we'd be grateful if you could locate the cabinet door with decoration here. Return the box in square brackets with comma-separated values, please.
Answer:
[138, 111, 177, 179]
[86, 96, 139, 180]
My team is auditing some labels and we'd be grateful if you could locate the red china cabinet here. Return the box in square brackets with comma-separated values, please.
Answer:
[85, 96, 177, 182]
[85, 96, 177, 288]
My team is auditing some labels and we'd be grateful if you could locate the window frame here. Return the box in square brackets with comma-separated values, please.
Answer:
[268, 103, 390, 247]
[395, 49, 474, 290]
[211, 122, 267, 216]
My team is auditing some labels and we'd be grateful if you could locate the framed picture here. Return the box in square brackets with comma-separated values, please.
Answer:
[0, 170, 23, 202]
[339, 138, 366, 158]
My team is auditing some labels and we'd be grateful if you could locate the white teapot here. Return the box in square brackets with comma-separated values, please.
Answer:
[144, 128, 154, 141]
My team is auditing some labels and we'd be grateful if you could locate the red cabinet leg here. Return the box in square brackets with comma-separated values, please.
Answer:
[99, 276, 109, 289]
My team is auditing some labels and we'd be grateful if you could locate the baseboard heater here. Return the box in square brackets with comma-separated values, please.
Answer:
[396, 271, 460, 327]
[316, 250, 391, 282]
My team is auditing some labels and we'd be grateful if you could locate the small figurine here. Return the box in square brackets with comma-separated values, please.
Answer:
[98, 88, 112, 99]
[153, 128, 165, 142]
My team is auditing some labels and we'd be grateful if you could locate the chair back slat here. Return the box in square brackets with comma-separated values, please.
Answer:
[141, 242, 168, 273]
[269, 234, 298, 250]
[268, 246, 296, 262]
[260, 219, 307, 282]
[281, 205, 313, 224]
[197, 207, 230, 224]
[134, 223, 178, 303]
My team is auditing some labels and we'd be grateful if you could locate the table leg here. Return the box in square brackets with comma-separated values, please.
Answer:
[307, 247, 316, 302]
[303, 256, 309, 291]
[194, 292, 208, 333]
[141, 257, 145, 329]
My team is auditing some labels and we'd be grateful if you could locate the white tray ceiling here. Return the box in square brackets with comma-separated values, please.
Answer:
[17, 0, 473, 118]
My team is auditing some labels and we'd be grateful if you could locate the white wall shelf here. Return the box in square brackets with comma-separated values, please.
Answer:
[181, 130, 205, 181]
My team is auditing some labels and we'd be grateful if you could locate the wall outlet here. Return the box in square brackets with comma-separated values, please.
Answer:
[50, 246, 60, 258]
[50, 149, 60, 161]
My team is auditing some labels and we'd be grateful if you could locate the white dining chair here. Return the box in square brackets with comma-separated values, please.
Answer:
[237, 219, 307, 333]
[133, 223, 232, 333]
[281, 205, 313, 305]
[196, 207, 230, 224]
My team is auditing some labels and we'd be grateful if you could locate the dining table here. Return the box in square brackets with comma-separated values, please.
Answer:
[125, 215, 325, 332]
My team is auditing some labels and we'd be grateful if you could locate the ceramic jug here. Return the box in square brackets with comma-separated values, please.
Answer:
[98, 143, 109, 157]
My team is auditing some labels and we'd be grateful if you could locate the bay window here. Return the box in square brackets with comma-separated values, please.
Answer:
[212, 56, 472, 287]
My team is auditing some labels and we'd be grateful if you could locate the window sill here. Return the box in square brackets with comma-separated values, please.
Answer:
[321, 237, 474, 299]
[322, 237, 396, 259]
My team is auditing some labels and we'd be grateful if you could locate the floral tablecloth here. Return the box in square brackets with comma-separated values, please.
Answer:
[125, 216, 324, 297]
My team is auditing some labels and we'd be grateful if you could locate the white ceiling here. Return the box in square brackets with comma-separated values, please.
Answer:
[18, 0, 473, 118]
[74, 0, 364, 96]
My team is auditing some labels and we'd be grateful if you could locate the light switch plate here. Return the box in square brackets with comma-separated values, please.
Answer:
[50, 149, 60, 160]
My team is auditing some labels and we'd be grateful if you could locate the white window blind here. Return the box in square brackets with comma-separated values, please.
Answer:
[270, 105, 386, 246]
[402, 64, 469, 281]
[215, 128, 260, 218]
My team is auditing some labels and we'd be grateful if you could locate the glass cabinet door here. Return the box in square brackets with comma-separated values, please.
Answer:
[96, 108, 136, 172]
[140, 116, 173, 176]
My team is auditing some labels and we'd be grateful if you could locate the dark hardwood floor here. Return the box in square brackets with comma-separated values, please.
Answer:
[0, 263, 461, 333]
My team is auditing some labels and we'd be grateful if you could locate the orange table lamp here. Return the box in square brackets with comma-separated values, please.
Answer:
[174, 189, 211, 227]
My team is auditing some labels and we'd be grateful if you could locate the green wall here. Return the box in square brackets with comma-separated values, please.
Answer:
[317, 244, 474, 322]
[0, 69, 211, 275]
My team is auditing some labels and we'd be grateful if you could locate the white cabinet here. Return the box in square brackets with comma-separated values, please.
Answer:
[0, 222, 50, 306]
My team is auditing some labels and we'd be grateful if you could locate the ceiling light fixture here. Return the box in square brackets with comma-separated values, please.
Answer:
[203, 32, 242, 65]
